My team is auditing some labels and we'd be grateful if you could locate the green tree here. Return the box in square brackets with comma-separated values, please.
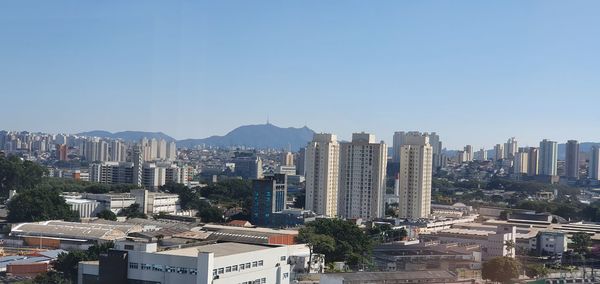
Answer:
[118, 203, 147, 219]
[296, 227, 335, 272]
[571, 232, 591, 255]
[482, 257, 521, 284]
[52, 250, 88, 282]
[160, 182, 198, 210]
[96, 209, 117, 221]
[30, 271, 71, 284]
[0, 156, 46, 197]
[7, 186, 79, 222]
[51, 242, 114, 283]
[505, 239, 515, 256]
[196, 201, 224, 223]
[525, 263, 549, 279]
[297, 219, 372, 268]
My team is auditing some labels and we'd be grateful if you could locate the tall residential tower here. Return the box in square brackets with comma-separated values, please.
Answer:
[304, 134, 340, 217]
[338, 133, 387, 220]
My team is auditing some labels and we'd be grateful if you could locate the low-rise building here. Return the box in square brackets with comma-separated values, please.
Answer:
[65, 198, 101, 219]
[320, 270, 458, 284]
[78, 241, 293, 284]
[9, 221, 141, 250]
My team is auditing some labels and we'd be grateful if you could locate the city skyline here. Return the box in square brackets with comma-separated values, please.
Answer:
[3, 1, 600, 149]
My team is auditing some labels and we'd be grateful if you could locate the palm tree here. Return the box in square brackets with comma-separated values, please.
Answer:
[505, 240, 515, 257]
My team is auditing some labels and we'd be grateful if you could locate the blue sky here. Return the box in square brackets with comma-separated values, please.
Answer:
[1, 1, 599, 149]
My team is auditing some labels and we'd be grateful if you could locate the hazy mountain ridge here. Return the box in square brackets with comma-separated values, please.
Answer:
[77, 124, 316, 150]
[177, 123, 315, 150]
[76, 130, 176, 142]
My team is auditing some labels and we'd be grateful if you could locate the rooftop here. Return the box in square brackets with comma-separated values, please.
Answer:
[200, 224, 298, 235]
[156, 242, 274, 257]
[11, 221, 138, 241]
[322, 270, 456, 281]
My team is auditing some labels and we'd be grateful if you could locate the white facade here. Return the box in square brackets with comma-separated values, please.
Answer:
[66, 198, 101, 218]
[131, 189, 180, 214]
[338, 133, 387, 220]
[494, 144, 505, 161]
[82, 193, 136, 214]
[398, 132, 432, 219]
[476, 148, 487, 161]
[513, 152, 528, 174]
[304, 134, 340, 217]
[504, 137, 518, 160]
[539, 139, 558, 176]
[589, 146, 600, 180]
[122, 242, 291, 284]
[166, 141, 177, 161]
[464, 145, 473, 162]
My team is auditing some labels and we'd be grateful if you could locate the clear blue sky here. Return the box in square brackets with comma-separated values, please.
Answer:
[1, 1, 599, 149]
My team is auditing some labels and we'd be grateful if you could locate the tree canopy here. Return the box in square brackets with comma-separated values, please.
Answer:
[118, 203, 147, 219]
[7, 186, 79, 222]
[0, 156, 46, 197]
[571, 232, 592, 255]
[297, 219, 372, 268]
[50, 242, 114, 283]
[96, 209, 117, 221]
[482, 257, 521, 284]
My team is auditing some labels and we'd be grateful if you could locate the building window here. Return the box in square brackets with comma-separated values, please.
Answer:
[124, 244, 134, 250]
[261, 278, 266, 283]
[232, 265, 238, 271]
[246, 262, 251, 268]
[190, 269, 198, 275]
[226, 266, 232, 272]
[280, 256, 286, 261]
[129, 262, 139, 269]
[166, 266, 175, 273]
[218, 268, 224, 274]
[213, 269, 217, 276]
[283, 273, 289, 279]
[258, 260, 263, 266]
[141, 264, 151, 270]
[240, 264, 245, 270]
[252, 261, 258, 267]
[152, 264, 164, 271]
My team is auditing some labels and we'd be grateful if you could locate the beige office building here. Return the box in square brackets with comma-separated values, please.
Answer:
[304, 134, 340, 217]
[398, 132, 433, 219]
[338, 133, 387, 220]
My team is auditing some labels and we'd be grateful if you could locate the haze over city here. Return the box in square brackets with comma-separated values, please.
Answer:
[3, 1, 600, 149]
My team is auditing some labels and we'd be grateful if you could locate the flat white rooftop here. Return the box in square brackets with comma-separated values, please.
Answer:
[156, 242, 273, 257]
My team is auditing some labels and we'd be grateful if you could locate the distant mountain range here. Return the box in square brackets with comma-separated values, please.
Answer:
[77, 130, 176, 142]
[78, 123, 316, 151]
[177, 123, 315, 150]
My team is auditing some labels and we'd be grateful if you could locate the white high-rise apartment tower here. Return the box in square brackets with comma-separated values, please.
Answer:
[157, 139, 167, 160]
[539, 139, 558, 176]
[394, 131, 442, 171]
[304, 134, 340, 217]
[150, 138, 158, 160]
[166, 141, 177, 161]
[513, 150, 528, 175]
[464, 145, 473, 162]
[494, 144, 505, 161]
[398, 132, 433, 219]
[476, 148, 488, 161]
[589, 146, 600, 180]
[338, 133, 387, 220]
[504, 137, 518, 160]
